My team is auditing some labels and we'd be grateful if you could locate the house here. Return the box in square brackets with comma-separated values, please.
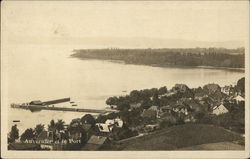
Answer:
[148, 105, 158, 111]
[160, 105, 173, 113]
[198, 100, 210, 111]
[203, 96, 220, 109]
[129, 102, 142, 109]
[172, 84, 189, 93]
[194, 92, 208, 100]
[172, 104, 188, 115]
[158, 114, 177, 126]
[221, 85, 234, 95]
[96, 123, 113, 133]
[105, 118, 123, 128]
[141, 106, 159, 119]
[212, 104, 229, 115]
[67, 123, 91, 141]
[144, 124, 160, 132]
[184, 99, 207, 113]
[184, 114, 196, 123]
[209, 90, 226, 102]
[82, 135, 109, 150]
[234, 95, 244, 104]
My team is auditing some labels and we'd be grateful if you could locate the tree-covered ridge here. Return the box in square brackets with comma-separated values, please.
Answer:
[72, 47, 245, 68]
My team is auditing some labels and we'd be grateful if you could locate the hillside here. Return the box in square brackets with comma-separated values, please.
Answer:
[178, 142, 244, 150]
[113, 124, 244, 150]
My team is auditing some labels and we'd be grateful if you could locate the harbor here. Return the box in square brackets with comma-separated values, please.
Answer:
[10, 98, 117, 114]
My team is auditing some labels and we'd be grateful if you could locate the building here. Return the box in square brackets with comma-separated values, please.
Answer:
[105, 118, 123, 128]
[172, 84, 189, 93]
[96, 123, 113, 133]
[82, 135, 109, 150]
[221, 85, 234, 95]
[144, 124, 160, 132]
[212, 104, 229, 115]
[184, 113, 196, 123]
[234, 95, 245, 104]
[172, 104, 189, 115]
[160, 105, 173, 114]
[194, 91, 207, 100]
[141, 106, 158, 119]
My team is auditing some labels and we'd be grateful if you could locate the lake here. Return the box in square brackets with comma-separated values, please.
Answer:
[4, 44, 244, 133]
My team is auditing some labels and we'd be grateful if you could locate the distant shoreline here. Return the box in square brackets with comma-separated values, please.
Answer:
[71, 56, 245, 72]
[71, 48, 245, 72]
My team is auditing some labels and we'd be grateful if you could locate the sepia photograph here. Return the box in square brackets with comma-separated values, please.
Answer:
[1, 1, 249, 158]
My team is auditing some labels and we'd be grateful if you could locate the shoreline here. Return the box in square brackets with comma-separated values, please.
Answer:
[71, 56, 245, 72]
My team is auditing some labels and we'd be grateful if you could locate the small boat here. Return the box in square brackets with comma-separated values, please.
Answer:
[13, 120, 20, 122]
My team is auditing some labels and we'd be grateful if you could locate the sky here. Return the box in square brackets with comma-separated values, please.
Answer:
[1, 1, 249, 48]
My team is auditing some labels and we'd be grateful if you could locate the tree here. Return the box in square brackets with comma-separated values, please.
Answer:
[55, 119, 65, 132]
[158, 86, 167, 95]
[68, 118, 87, 144]
[68, 118, 82, 132]
[194, 112, 205, 123]
[152, 93, 160, 106]
[8, 124, 19, 143]
[20, 128, 35, 141]
[117, 102, 130, 111]
[149, 88, 158, 96]
[106, 96, 119, 106]
[141, 97, 152, 109]
[130, 90, 141, 102]
[111, 126, 138, 140]
[34, 124, 45, 137]
[140, 89, 152, 99]
[48, 119, 56, 132]
[237, 77, 245, 94]
[81, 114, 96, 126]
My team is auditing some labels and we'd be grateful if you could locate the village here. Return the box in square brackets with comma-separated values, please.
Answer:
[8, 77, 245, 150]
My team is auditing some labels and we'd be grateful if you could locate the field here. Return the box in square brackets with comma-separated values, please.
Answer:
[113, 124, 244, 150]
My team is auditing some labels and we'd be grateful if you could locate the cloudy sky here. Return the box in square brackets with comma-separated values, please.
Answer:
[2, 1, 249, 48]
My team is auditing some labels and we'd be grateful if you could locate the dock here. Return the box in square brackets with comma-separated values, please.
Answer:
[11, 104, 117, 114]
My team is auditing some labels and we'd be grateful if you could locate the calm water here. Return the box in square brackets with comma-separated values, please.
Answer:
[5, 45, 244, 133]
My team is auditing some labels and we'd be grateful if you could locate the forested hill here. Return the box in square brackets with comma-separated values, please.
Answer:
[71, 48, 245, 68]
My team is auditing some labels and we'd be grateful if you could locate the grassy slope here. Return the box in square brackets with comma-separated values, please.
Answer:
[178, 142, 244, 150]
[116, 124, 244, 150]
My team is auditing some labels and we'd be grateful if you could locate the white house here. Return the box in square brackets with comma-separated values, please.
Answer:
[96, 118, 124, 133]
[212, 104, 229, 115]
[96, 123, 113, 133]
[234, 95, 245, 104]
[105, 118, 123, 128]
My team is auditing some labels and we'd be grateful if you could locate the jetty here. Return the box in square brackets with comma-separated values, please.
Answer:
[10, 97, 117, 114]
[11, 104, 117, 114]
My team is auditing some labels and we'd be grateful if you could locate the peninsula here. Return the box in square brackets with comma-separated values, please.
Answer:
[71, 48, 244, 69]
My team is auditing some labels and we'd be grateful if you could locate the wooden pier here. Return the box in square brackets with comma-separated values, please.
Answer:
[11, 104, 117, 114]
